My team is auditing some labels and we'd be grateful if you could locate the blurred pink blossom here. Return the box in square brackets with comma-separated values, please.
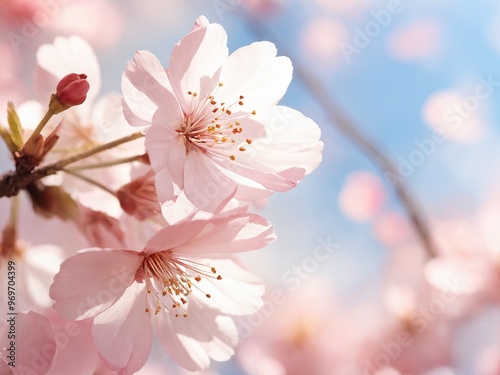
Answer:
[237, 278, 362, 375]
[387, 19, 442, 61]
[312, 0, 373, 18]
[48, 0, 124, 49]
[300, 18, 349, 66]
[338, 171, 385, 222]
[421, 89, 487, 143]
[372, 211, 410, 247]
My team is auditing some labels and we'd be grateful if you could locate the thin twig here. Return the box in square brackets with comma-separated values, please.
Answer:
[70, 154, 145, 171]
[246, 18, 437, 258]
[0, 131, 144, 198]
[63, 169, 117, 197]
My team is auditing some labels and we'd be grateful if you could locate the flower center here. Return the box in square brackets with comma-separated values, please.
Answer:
[180, 82, 257, 161]
[140, 251, 222, 317]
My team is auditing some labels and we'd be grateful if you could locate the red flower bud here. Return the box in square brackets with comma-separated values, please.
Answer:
[56, 73, 90, 107]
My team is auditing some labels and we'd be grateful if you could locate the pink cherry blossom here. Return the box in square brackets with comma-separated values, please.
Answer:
[386, 19, 442, 62]
[44, 311, 117, 375]
[50, 210, 274, 373]
[122, 15, 323, 212]
[0, 311, 55, 375]
[338, 171, 386, 222]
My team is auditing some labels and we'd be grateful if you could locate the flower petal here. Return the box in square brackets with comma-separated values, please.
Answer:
[145, 118, 186, 185]
[92, 282, 152, 375]
[173, 212, 275, 256]
[1, 311, 55, 375]
[184, 150, 237, 212]
[216, 41, 292, 109]
[154, 167, 177, 204]
[154, 300, 238, 371]
[196, 258, 265, 315]
[144, 220, 205, 254]
[167, 21, 228, 113]
[122, 50, 181, 127]
[50, 249, 142, 320]
[24, 245, 64, 308]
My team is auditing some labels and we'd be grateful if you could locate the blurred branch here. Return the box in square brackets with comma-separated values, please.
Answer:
[246, 18, 437, 258]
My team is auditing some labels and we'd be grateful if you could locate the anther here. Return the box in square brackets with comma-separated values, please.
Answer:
[230, 155, 235, 161]
[246, 139, 252, 144]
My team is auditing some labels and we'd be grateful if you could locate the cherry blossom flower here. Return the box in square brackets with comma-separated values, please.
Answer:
[122, 15, 323, 212]
[0, 311, 56, 375]
[338, 170, 385, 222]
[50, 209, 274, 373]
[44, 311, 117, 375]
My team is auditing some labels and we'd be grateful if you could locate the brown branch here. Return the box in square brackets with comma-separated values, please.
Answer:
[0, 131, 144, 199]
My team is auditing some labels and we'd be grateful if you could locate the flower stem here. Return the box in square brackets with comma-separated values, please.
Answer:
[9, 194, 20, 228]
[0, 131, 144, 198]
[24, 109, 54, 147]
[63, 169, 117, 197]
[246, 18, 437, 258]
[52, 131, 145, 169]
[70, 154, 146, 171]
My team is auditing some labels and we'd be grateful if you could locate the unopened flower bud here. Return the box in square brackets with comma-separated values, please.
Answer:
[50, 73, 90, 113]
